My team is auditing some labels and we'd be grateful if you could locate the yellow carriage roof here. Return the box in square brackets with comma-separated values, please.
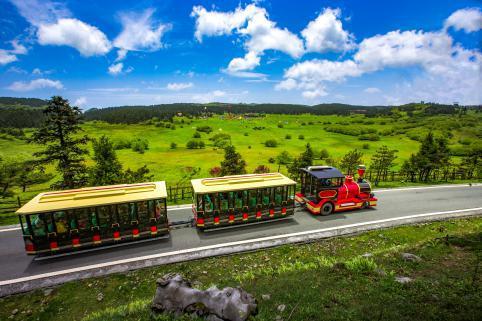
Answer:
[16, 182, 167, 215]
[191, 173, 296, 194]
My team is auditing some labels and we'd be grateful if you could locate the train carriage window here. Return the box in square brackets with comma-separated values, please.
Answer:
[53, 211, 68, 234]
[76, 208, 91, 230]
[118, 203, 129, 225]
[248, 190, 257, 209]
[19, 216, 30, 235]
[137, 201, 150, 222]
[30, 214, 47, 237]
[89, 208, 98, 227]
[154, 200, 165, 219]
[67, 210, 77, 229]
[274, 187, 283, 205]
[235, 191, 244, 209]
[45, 213, 55, 233]
[148, 200, 155, 218]
[204, 194, 214, 213]
[97, 206, 111, 228]
[262, 189, 270, 206]
[220, 192, 229, 211]
[128, 203, 138, 222]
[197, 195, 203, 211]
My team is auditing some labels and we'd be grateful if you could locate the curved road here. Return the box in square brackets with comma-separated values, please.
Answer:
[0, 184, 481, 295]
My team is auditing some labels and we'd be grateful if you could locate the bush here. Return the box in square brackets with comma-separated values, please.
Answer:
[209, 166, 222, 177]
[131, 138, 149, 154]
[319, 149, 329, 159]
[277, 123, 284, 128]
[254, 165, 270, 173]
[268, 157, 275, 164]
[196, 126, 212, 134]
[298, 135, 305, 140]
[186, 140, 205, 149]
[285, 134, 292, 139]
[358, 134, 380, 141]
[244, 132, 249, 136]
[253, 126, 265, 130]
[193, 132, 201, 138]
[362, 143, 370, 149]
[265, 139, 278, 147]
[170, 142, 177, 149]
[114, 139, 131, 150]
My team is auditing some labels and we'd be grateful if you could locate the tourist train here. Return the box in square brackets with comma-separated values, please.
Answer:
[16, 165, 376, 256]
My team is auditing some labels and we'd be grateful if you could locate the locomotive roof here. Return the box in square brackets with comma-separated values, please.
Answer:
[191, 173, 296, 194]
[16, 182, 167, 215]
[301, 166, 345, 179]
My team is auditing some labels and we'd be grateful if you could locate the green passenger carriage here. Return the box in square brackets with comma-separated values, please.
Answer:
[16, 182, 169, 256]
[191, 173, 297, 230]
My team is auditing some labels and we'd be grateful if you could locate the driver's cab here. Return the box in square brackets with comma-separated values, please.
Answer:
[299, 166, 345, 200]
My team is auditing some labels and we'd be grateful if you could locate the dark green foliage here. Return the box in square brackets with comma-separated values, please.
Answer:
[277, 123, 284, 128]
[288, 144, 313, 178]
[319, 149, 330, 159]
[359, 133, 380, 141]
[113, 139, 131, 150]
[285, 134, 292, 139]
[122, 165, 153, 184]
[268, 157, 275, 164]
[220, 145, 246, 176]
[264, 139, 278, 147]
[340, 149, 364, 175]
[253, 165, 270, 173]
[460, 146, 482, 178]
[90, 135, 123, 185]
[131, 138, 149, 154]
[196, 126, 212, 134]
[170, 142, 177, 149]
[370, 146, 398, 185]
[209, 133, 231, 148]
[362, 143, 370, 149]
[30, 96, 88, 189]
[298, 134, 305, 140]
[186, 140, 205, 149]
[401, 132, 450, 182]
[193, 132, 201, 138]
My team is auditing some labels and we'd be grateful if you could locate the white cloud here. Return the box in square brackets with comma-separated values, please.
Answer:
[38, 18, 111, 56]
[364, 87, 381, 94]
[7, 78, 63, 91]
[301, 8, 354, 53]
[32, 68, 54, 75]
[115, 49, 128, 62]
[302, 88, 328, 99]
[114, 9, 170, 52]
[74, 97, 87, 107]
[9, 0, 70, 27]
[0, 50, 18, 65]
[166, 82, 194, 91]
[7, 66, 27, 74]
[10, 40, 28, 54]
[192, 90, 226, 103]
[108, 63, 124, 75]
[192, 4, 304, 73]
[444, 8, 482, 33]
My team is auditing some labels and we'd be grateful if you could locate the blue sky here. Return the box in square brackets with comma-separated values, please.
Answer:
[0, 0, 480, 108]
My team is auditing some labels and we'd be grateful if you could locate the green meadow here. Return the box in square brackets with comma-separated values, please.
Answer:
[2, 112, 480, 187]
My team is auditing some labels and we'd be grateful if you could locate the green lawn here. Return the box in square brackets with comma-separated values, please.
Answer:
[1, 217, 480, 321]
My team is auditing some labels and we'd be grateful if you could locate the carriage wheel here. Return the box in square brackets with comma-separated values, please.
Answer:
[321, 202, 334, 216]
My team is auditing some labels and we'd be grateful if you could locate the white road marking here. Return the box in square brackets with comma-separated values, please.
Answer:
[0, 184, 479, 233]
[1, 207, 480, 286]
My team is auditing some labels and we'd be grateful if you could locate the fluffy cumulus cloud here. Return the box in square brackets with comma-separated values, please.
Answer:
[301, 8, 354, 53]
[192, 4, 304, 75]
[108, 63, 124, 75]
[7, 78, 63, 91]
[0, 40, 28, 65]
[38, 18, 112, 56]
[74, 96, 87, 107]
[166, 82, 194, 91]
[114, 9, 170, 52]
[277, 9, 481, 103]
[444, 8, 482, 33]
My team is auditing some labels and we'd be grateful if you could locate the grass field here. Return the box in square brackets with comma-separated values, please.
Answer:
[0, 112, 480, 225]
[1, 217, 480, 321]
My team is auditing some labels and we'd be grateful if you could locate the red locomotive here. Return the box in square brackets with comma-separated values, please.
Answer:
[295, 165, 377, 215]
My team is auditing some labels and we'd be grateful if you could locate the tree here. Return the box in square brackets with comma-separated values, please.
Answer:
[319, 149, 329, 160]
[174, 167, 201, 188]
[30, 96, 88, 189]
[123, 165, 153, 183]
[254, 165, 270, 173]
[209, 166, 222, 177]
[287, 144, 313, 179]
[370, 145, 398, 185]
[170, 142, 177, 149]
[0, 158, 20, 197]
[275, 151, 293, 171]
[264, 139, 278, 147]
[220, 145, 246, 176]
[460, 146, 482, 179]
[340, 149, 363, 175]
[16, 161, 53, 192]
[90, 135, 123, 185]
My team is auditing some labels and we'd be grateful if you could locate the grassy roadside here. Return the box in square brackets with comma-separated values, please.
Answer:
[1, 217, 481, 321]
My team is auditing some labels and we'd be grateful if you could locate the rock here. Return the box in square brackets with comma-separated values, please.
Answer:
[395, 276, 413, 284]
[97, 292, 104, 302]
[375, 268, 386, 277]
[401, 253, 421, 262]
[277, 304, 286, 312]
[11, 309, 18, 315]
[43, 288, 53, 296]
[261, 294, 271, 301]
[152, 274, 257, 321]
[362, 253, 373, 258]
[275, 316, 283, 321]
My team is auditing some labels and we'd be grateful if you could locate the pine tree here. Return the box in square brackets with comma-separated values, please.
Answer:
[90, 135, 123, 185]
[340, 149, 363, 175]
[299, 143, 314, 168]
[31, 96, 88, 189]
[370, 145, 398, 185]
[220, 145, 246, 176]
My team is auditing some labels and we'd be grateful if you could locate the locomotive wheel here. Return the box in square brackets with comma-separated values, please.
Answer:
[363, 201, 370, 209]
[320, 202, 334, 216]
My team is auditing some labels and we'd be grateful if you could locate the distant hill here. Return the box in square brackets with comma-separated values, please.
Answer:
[0, 97, 48, 108]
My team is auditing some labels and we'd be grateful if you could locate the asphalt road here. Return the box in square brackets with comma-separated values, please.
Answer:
[0, 184, 481, 283]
